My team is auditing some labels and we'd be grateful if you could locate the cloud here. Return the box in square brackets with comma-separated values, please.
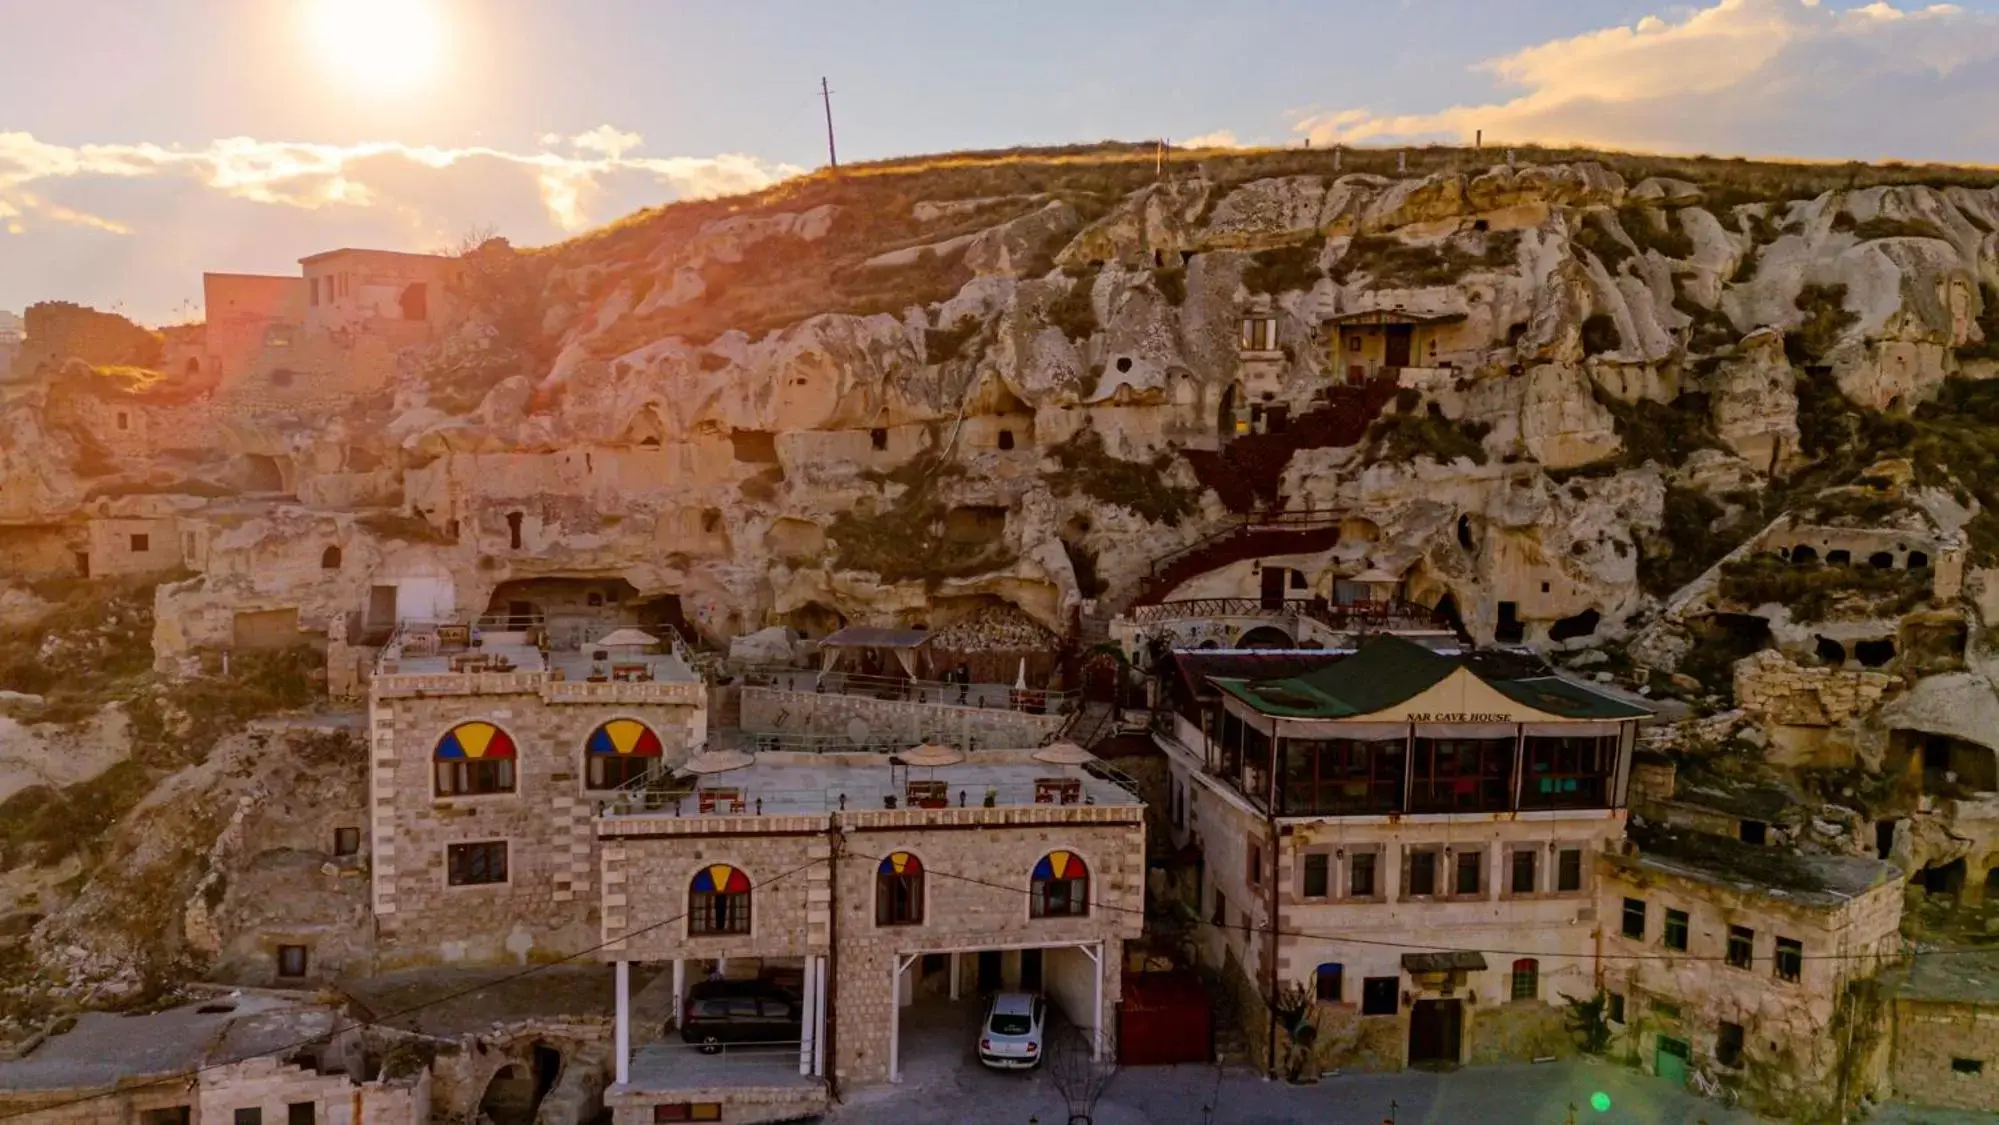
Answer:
[1295, 0, 1999, 162]
[0, 127, 805, 320]
[1179, 130, 1244, 149]
[0, 127, 802, 238]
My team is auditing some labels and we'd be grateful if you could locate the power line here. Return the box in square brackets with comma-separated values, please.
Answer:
[819, 77, 837, 170]
[843, 848, 1944, 967]
[0, 858, 831, 1123]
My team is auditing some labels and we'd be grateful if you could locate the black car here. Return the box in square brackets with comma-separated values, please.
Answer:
[679, 980, 802, 1053]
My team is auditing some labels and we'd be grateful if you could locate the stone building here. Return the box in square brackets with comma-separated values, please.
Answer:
[1885, 950, 1999, 1114]
[300, 249, 459, 337]
[1157, 634, 1647, 1074]
[202, 272, 307, 388]
[595, 749, 1146, 1122]
[1597, 824, 1902, 1120]
[366, 614, 707, 971]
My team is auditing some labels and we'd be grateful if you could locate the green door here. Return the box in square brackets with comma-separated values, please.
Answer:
[1656, 1035, 1691, 1085]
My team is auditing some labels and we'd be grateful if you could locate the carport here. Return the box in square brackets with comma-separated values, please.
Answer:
[886, 939, 1110, 1082]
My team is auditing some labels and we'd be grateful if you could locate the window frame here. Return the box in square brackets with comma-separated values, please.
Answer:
[1621, 897, 1646, 940]
[1508, 847, 1539, 896]
[1345, 849, 1382, 901]
[1404, 846, 1441, 898]
[1247, 842, 1264, 890]
[1314, 963, 1344, 1004]
[1300, 850, 1330, 900]
[689, 866, 753, 936]
[434, 758, 516, 798]
[1509, 958, 1539, 1002]
[235, 1110, 262, 1125]
[875, 861, 925, 928]
[332, 826, 361, 857]
[1726, 925, 1754, 970]
[1607, 991, 1625, 1025]
[130, 533, 150, 553]
[1663, 908, 1690, 952]
[1029, 853, 1090, 919]
[446, 840, 509, 887]
[1360, 977, 1399, 1016]
[1774, 937, 1803, 983]
[287, 1102, 315, 1125]
[1451, 848, 1485, 899]
[1716, 1020, 1745, 1069]
[276, 945, 308, 979]
[1556, 847, 1583, 893]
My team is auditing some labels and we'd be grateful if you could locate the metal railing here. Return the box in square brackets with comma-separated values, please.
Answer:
[1128, 597, 1442, 631]
[605, 780, 1137, 819]
[739, 669, 1076, 714]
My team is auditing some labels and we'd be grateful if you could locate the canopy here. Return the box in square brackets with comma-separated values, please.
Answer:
[593, 628, 660, 649]
[819, 625, 934, 678]
[1348, 568, 1404, 585]
[897, 743, 965, 767]
[1031, 742, 1095, 765]
[683, 748, 754, 775]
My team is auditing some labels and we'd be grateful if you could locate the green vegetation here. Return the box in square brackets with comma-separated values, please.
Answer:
[1048, 271, 1100, 342]
[1831, 211, 1949, 242]
[1242, 236, 1326, 295]
[1956, 285, 1999, 362]
[1564, 991, 1613, 1056]
[924, 314, 983, 365]
[1594, 387, 1722, 471]
[828, 447, 1017, 582]
[1793, 486, 1911, 527]
[1572, 214, 1633, 274]
[1674, 287, 1736, 353]
[356, 511, 454, 544]
[1368, 405, 1491, 467]
[1618, 205, 1696, 260]
[1580, 314, 1622, 357]
[1152, 265, 1187, 306]
[1638, 486, 1731, 597]
[1785, 283, 1859, 368]
[1717, 554, 1930, 623]
[1043, 427, 1202, 526]
[1330, 231, 1519, 288]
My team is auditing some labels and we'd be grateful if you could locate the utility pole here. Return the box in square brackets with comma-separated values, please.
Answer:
[820, 76, 838, 170]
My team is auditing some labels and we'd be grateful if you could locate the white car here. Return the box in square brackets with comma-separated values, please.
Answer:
[979, 991, 1046, 1069]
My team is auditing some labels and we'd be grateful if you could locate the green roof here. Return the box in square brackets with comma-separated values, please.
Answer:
[1210, 635, 1648, 721]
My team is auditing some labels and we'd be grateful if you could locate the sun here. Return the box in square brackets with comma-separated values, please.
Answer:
[305, 0, 446, 95]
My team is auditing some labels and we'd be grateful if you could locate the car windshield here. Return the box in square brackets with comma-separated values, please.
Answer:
[989, 1013, 1033, 1036]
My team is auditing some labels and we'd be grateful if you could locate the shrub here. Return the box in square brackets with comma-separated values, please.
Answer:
[1152, 265, 1187, 306]
[828, 450, 1016, 583]
[1831, 211, 1949, 242]
[1332, 231, 1519, 288]
[1049, 272, 1099, 342]
[1785, 283, 1859, 368]
[1044, 427, 1202, 526]
[1618, 205, 1696, 259]
[1572, 215, 1633, 274]
[1637, 487, 1728, 597]
[925, 314, 983, 365]
[1593, 388, 1721, 470]
[1717, 554, 1929, 623]
[1368, 406, 1491, 467]
[1956, 285, 1999, 362]
[1243, 236, 1326, 295]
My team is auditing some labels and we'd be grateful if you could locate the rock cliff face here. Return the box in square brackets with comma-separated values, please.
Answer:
[10, 143, 1999, 1016]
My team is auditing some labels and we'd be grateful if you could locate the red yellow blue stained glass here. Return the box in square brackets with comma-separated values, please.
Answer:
[586, 718, 663, 757]
[1032, 851, 1086, 881]
[691, 864, 750, 894]
[434, 721, 517, 760]
[878, 852, 922, 875]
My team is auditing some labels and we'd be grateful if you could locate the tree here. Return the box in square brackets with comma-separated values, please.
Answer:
[1563, 990, 1612, 1056]
[1270, 978, 1319, 1083]
[1045, 1024, 1119, 1125]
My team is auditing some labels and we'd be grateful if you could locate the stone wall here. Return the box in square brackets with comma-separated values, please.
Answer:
[369, 688, 704, 968]
[19, 301, 161, 371]
[1734, 649, 1895, 734]
[87, 515, 184, 577]
[606, 1085, 827, 1125]
[739, 686, 1065, 750]
[1892, 998, 1999, 1113]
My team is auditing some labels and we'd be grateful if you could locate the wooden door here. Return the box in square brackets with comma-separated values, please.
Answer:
[1260, 567, 1287, 611]
[1385, 326, 1414, 368]
[1409, 999, 1461, 1066]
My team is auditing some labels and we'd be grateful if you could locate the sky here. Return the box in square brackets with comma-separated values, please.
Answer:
[6, 0, 1999, 324]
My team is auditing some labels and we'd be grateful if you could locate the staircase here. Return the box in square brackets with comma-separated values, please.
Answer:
[1135, 516, 1346, 606]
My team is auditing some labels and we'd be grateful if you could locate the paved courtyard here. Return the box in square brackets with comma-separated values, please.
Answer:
[825, 999, 1770, 1124]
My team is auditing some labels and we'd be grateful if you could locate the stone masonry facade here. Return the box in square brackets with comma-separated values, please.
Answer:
[740, 686, 1065, 749]
[368, 677, 705, 969]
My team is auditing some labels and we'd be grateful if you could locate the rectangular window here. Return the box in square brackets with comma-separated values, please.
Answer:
[1349, 852, 1377, 898]
[1248, 842, 1264, 889]
[1361, 977, 1399, 1016]
[1716, 1021, 1744, 1068]
[1410, 737, 1515, 813]
[1407, 848, 1438, 897]
[1315, 963, 1343, 1003]
[287, 1103, 314, 1125]
[587, 753, 652, 791]
[653, 1106, 722, 1123]
[1775, 937, 1803, 983]
[131, 533, 150, 553]
[1557, 848, 1583, 892]
[876, 871, 923, 926]
[1653, 1000, 1681, 1020]
[1726, 925, 1754, 970]
[1454, 850, 1483, 897]
[435, 758, 515, 797]
[1302, 852, 1329, 899]
[1510, 959, 1539, 1002]
[235, 1111, 262, 1125]
[1664, 909, 1690, 952]
[1607, 992, 1625, 1024]
[1280, 737, 1407, 815]
[276, 945, 307, 978]
[1211, 888, 1227, 927]
[1622, 897, 1646, 940]
[446, 841, 508, 886]
[1953, 1058, 1985, 1075]
[1510, 849, 1537, 895]
[332, 827, 360, 857]
[141, 1109, 191, 1125]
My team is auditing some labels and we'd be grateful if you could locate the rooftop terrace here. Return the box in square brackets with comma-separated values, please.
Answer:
[599, 749, 1142, 820]
[372, 617, 702, 701]
[1618, 824, 1902, 907]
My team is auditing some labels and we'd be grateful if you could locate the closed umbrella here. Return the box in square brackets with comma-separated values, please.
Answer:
[1032, 741, 1095, 766]
[897, 743, 965, 768]
[683, 748, 754, 775]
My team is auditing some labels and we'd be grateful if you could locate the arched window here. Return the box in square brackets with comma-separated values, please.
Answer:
[1029, 851, 1090, 919]
[585, 719, 663, 790]
[876, 852, 925, 926]
[433, 721, 517, 796]
[1510, 958, 1539, 1001]
[321, 545, 342, 570]
[1315, 962, 1344, 1002]
[689, 864, 752, 935]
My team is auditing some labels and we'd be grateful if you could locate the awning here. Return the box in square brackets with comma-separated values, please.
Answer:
[1322, 309, 1469, 328]
[1402, 951, 1487, 974]
[1274, 721, 1410, 741]
[1521, 721, 1623, 738]
[820, 626, 934, 649]
[1414, 723, 1517, 740]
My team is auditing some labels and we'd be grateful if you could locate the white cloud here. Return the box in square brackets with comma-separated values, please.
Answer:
[1295, 0, 1999, 161]
[1179, 130, 1244, 149]
[0, 128, 803, 237]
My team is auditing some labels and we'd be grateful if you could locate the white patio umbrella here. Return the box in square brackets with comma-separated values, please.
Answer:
[1015, 657, 1029, 690]
[897, 743, 966, 768]
[1032, 741, 1095, 766]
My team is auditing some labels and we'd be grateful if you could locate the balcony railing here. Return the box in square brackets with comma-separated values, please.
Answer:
[1127, 597, 1442, 633]
[739, 669, 1076, 715]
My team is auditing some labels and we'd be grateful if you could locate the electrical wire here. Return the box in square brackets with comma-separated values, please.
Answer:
[0, 857, 831, 1122]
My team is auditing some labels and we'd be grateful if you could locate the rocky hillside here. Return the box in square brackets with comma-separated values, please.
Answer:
[9, 139, 1999, 1017]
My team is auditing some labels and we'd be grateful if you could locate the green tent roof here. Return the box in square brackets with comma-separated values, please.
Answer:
[1210, 635, 1648, 721]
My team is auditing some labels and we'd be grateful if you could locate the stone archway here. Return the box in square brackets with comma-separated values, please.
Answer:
[477, 1063, 539, 1125]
